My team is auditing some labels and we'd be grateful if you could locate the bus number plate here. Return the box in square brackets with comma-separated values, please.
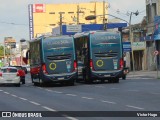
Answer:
[58, 77, 64, 80]
[104, 75, 110, 77]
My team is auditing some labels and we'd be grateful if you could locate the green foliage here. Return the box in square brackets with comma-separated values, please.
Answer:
[0, 46, 4, 57]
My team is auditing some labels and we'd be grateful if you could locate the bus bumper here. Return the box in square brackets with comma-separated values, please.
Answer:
[42, 72, 77, 83]
[91, 70, 123, 80]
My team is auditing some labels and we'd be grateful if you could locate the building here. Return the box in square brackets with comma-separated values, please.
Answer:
[28, 1, 108, 39]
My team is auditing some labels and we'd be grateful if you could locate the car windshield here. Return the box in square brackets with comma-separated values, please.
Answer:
[1, 68, 17, 73]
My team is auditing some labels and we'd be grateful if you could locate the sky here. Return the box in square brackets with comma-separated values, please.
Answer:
[0, 0, 146, 43]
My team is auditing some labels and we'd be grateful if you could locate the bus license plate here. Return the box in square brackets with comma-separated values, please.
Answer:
[58, 77, 64, 80]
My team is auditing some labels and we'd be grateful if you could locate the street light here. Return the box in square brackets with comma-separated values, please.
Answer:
[20, 39, 26, 66]
[85, 12, 139, 74]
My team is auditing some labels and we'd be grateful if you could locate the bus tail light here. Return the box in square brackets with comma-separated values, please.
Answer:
[119, 58, 124, 70]
[73, 60, 77, 72]
[90, 59, 95, 71]
[42, 64, 48, 74]
[0, 72, 2, 77]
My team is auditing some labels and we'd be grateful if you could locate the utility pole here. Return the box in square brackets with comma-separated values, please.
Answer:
[94, 1, 97, 24]
[129, 11, 139, 75]
[77, 4, 79, 25]
[59, 12, 64, 35]
[103, 1, 106, 30]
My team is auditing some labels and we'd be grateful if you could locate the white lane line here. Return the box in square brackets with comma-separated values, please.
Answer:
[0, 90, 3, 91]
[4, 92, 10, 94]
[110, 88, 119, 90]
[45, 89, 53, 92]
[128, 90, 139, 92]
[66, 94, 77, 97]
[101, 100, 116, 104]
[37, 87, 43, 89]
[11, 94, 18, 97]
[19, 97, 27, 101]
[42, 106, 57, 111]
[53, 91, 63, 94]
[95, 85, 104, 88]
[82, 97, 94, 100]
[150, 92, 160, 95]
[62, 114, 79, 120]
[126, 105, 144, 110]
[29, 101, 41, 106]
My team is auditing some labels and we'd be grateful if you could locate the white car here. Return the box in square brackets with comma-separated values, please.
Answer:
[0, 67, 21, 87]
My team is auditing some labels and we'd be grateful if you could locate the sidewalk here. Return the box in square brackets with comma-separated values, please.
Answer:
[127, 70, 160, 79]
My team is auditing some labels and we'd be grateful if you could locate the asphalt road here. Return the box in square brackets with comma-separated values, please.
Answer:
[0, 73, 160, 120]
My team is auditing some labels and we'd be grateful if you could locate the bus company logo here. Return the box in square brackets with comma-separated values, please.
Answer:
[33, 4, 46, 13]
[2, 112, 11, 117]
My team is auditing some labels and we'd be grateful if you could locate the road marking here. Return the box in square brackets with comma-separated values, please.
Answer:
[4, 92, 10, 94]
[42, 106, 57, 111]
[62, 114, 79, 120]
[53, 91, 63, 94]
[150, 92, 160, 95]
[11, 94, 18, 97]
[19, 97, 27, 101]
[29, 101, 40, 106]
[45, 89, 53, 92]
[128, 90, 139, 92]
[126, 105, 144, 110]
[110, 88, 119, 90]
[82, 97, 94, 100]
[0, 90, 3, 91]
[37, 87, 43, 89]
[95, 85, 104, 88]
[101, 100, 116, 104]
[66, 94, 77, 97]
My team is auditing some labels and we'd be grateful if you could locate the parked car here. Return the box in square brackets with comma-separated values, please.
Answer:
[9, 66, 26, 84]
[0, 67, 21, 87]
[77, 61, 85, 80]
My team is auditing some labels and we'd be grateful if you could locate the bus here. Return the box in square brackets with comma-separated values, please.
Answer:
[26, 35, 77, 86]
[74, 31, 124, 83]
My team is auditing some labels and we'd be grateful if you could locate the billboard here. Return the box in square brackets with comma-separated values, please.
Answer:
[33, 4, 46, 13]
[28, 4, 34, 40]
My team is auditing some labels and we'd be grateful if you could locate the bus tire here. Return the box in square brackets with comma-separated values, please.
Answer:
[68, 80, 75, 86]
[115, 78, 119, 83]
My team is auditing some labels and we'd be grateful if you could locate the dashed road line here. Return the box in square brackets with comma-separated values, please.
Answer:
[11, 94, 18, 97]
[45, 89, 53, 92]
[3, 92, 10, 94]
[42, 106, 57, 111]
[62, 114, 79, 120]
[0, 90, 3, 91]
[53, 91, 63, 94]
[19, 97, 27, 101]
[101, 100, 116, 104]
[66, 94, 77, 97]
[95, 85, 104, 88]
[126, 105, 144, 110]
[110, 88, 119, 90]
[150, 92, 160, 95]
[128, 90, 139, 92]
[29, 101, 41, 106]
[82, 97, 94, 100]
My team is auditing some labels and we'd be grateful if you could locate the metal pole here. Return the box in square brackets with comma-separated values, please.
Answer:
[77, 4, 79, 25]
[59, 12, 63, 35]
[103, 1, 106, 30]
[3, 43, 6, 66]
[129, 12, 135, 75]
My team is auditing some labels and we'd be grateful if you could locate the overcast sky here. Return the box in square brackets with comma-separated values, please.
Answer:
[0, 0, 146, 42]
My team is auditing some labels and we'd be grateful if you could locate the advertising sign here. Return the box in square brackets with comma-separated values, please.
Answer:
[122, 42, 131, 52]
[33, 4, 46, 13]
[28, 4, 34, 40]
[154, 16, 160, 40]
[66, 25, 82, 32]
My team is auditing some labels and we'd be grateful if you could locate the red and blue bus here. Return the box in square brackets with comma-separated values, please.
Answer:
[74, 31, 124, 83]
[26, 35, 77, 86]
